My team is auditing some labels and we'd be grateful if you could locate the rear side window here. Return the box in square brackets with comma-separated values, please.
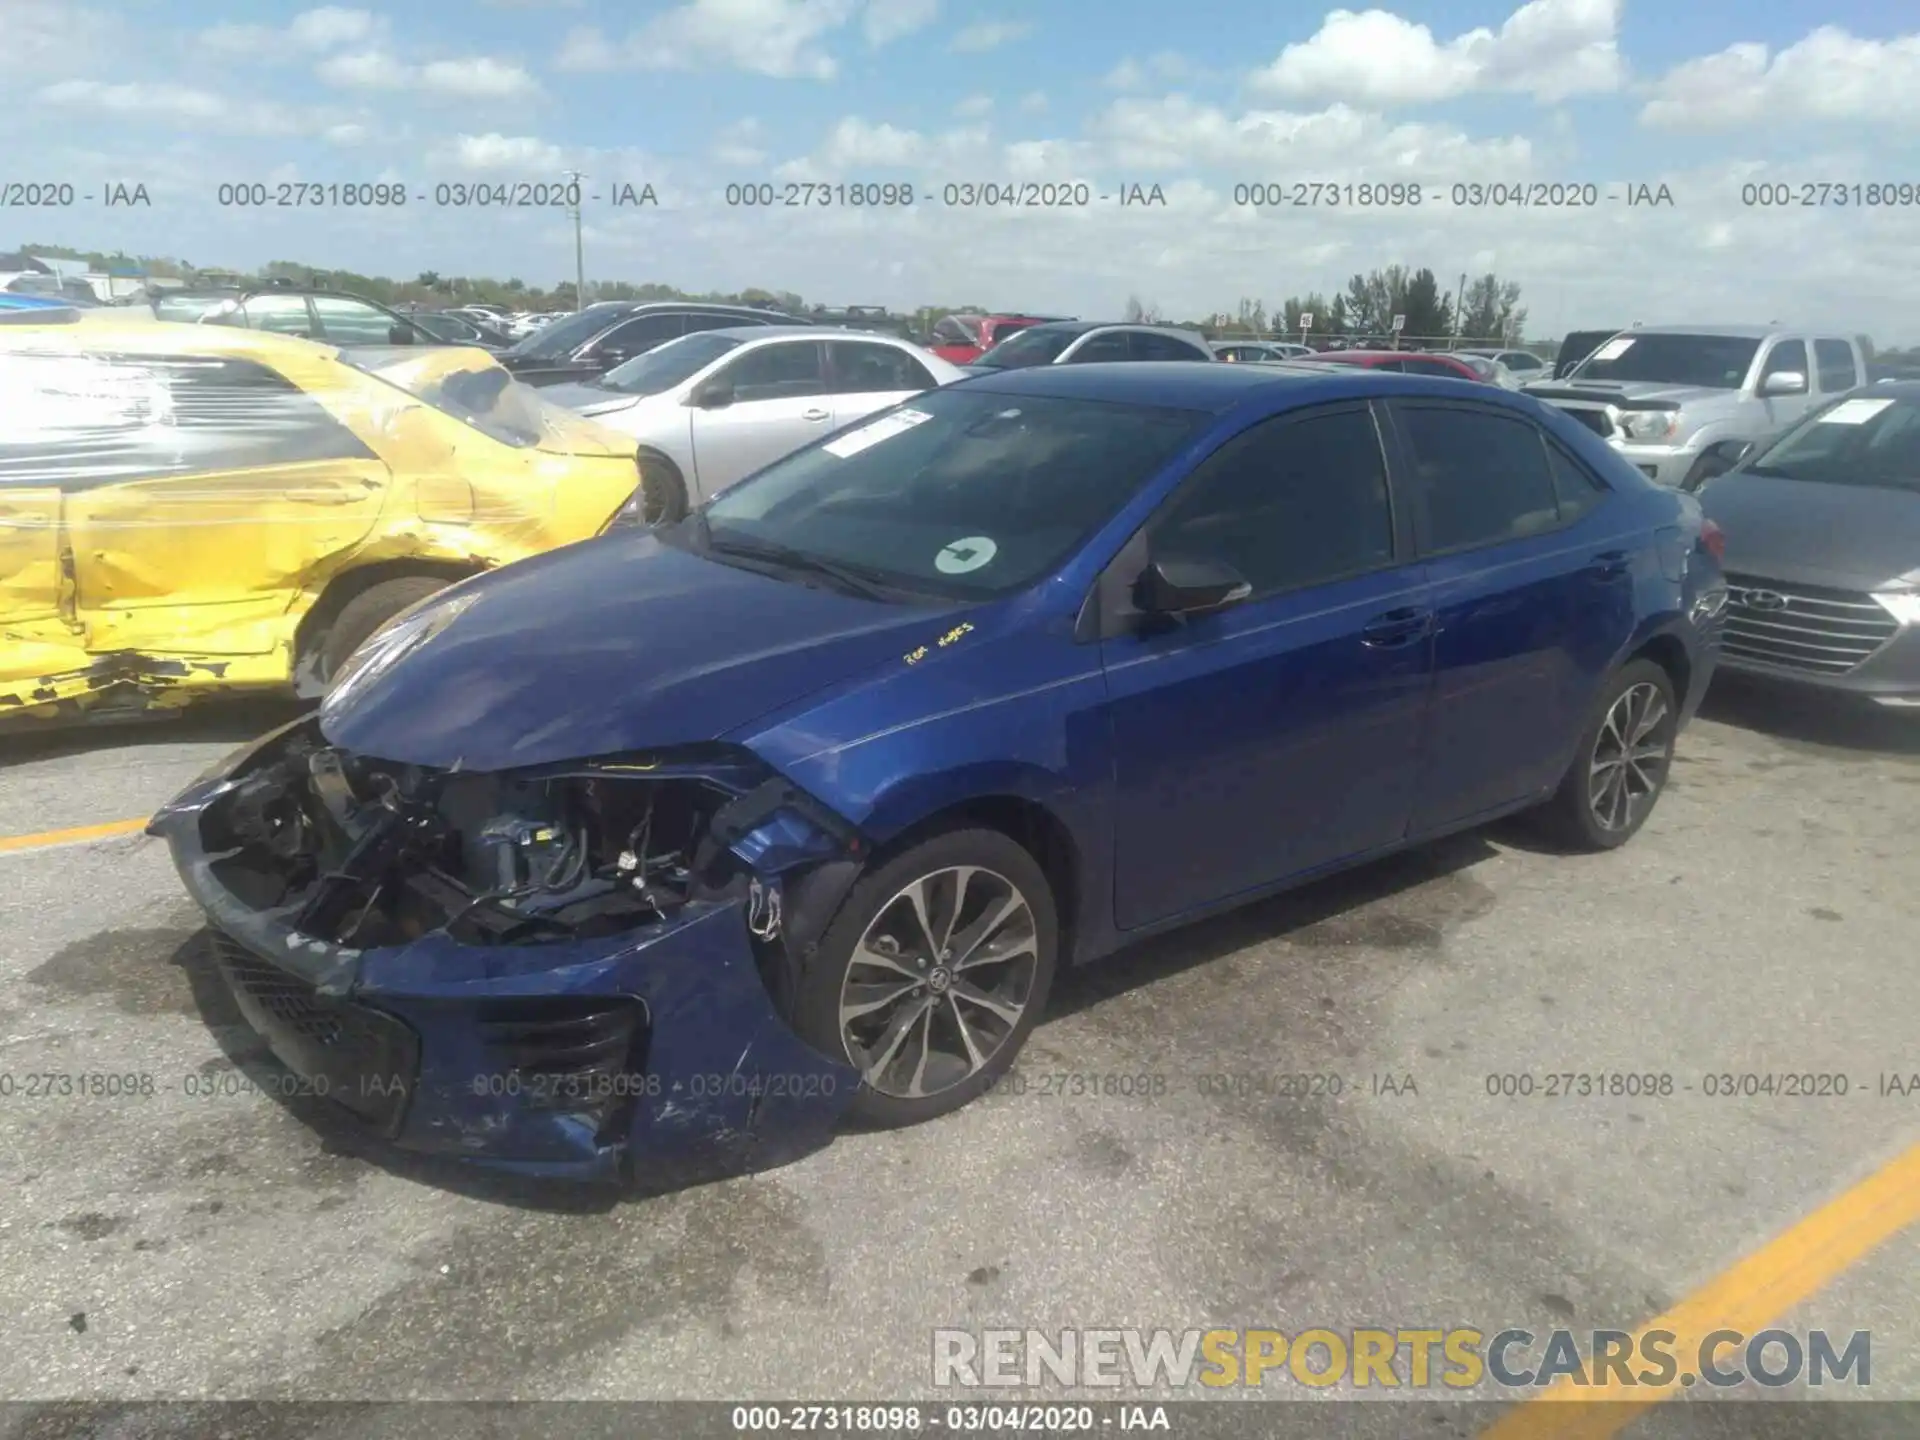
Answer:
[1132, 332, 1211, 361]
[0, 351, 375, 489]
[238, 295, 317, 338]
[1396, 404, 1561, 552]
[829, 340, 935, 393]
[1070, 331, 1132, 363]
[1149, 406, 1396, 597]
[1813, 339, 1861, 393]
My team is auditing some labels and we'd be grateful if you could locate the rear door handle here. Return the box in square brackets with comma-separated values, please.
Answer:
[802, 408, 831, 422]
[1588, 549, 1630, 578]
[1361, 606, 1433, 648]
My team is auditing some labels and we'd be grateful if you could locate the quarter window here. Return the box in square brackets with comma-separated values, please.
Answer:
[1149, 406, 1396, 597]
[1397, 404, 1562, 551]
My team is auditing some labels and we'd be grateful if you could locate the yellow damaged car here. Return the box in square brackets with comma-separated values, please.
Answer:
[0, 313, 647, 723]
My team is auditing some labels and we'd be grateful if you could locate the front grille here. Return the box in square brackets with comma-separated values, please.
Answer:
[209, 931, 419, 1134]
[1721, 574, 1900, 675]
[1556, 406, 1613, 439]
[475, 997, 647, 1141]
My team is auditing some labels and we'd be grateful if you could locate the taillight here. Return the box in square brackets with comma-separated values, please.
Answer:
[1699, 518, 1725, 562]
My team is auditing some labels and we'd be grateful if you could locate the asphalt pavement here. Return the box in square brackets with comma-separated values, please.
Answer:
[0, 680, 1915, 1438]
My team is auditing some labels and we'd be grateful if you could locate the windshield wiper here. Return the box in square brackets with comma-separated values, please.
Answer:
[703, 533, 898, 600]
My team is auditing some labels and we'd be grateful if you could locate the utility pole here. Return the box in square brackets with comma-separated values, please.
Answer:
[564, 170, 586, 311]
[1451, 271, 1467, 347]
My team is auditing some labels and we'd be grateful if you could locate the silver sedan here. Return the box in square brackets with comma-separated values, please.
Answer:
[544, 327, 970, 525]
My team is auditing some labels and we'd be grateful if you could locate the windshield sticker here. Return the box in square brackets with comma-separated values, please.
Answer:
[822, 407, 933, 459]
[1816, 397, 1894, 425]
[934, 536, 997, 575]
[1591, 337, 1635, 361]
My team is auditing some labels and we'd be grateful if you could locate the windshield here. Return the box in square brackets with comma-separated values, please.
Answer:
[689, 386, 1207, 599]
[597, 332, 742, 394]
[1739, 394, 1920, 493]
[971, 327, 1080, 369]
[347, 349, 590, 449]
[1570, 333, 1759, 388]
[503, 306, 626, 360]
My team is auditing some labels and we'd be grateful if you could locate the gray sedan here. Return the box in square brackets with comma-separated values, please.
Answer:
[1698, 383, 1920, 706]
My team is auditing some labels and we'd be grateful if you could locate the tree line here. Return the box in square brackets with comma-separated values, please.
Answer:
[1128, 267, 1528, 345]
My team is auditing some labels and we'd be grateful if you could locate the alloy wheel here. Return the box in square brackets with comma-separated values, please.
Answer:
[838, 865, 1039, 1099]
[1587, 681, 1672, 832]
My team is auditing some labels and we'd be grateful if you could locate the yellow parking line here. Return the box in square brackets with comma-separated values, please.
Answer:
[0, 817, 149, 854]
[1480, 1139, 1920, 1439]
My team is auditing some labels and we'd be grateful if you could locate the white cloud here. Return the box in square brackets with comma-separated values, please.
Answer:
[35, 79, 302, 135]
[773, 117, 993, 177]
[954, 93, 994, 118]
[1018, 90, 1048, 114]
[1640, 26, 1920, 130]
[556, 0, 860, 78]
[316, 50, 540, 97]
[1255, 0, 1624, 105]
[864, 0, 939, 46]
[435, 133, 569, 170]
[289, 7, 382, 48]
[1104, 51, 1200, 89]
[0, 0, 114, 72]
[201, 7, 382, 55]
[1085, 96, 1532, 174]
[316, 49, 412, 87]
[419, 57, 542, 98]
[951, 19, 1030, 53]
[712, 118, 769, 166]
[325, 122, 370, 145]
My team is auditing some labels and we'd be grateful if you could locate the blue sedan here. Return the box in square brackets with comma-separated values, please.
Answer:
[150, 363, 1726, 1182]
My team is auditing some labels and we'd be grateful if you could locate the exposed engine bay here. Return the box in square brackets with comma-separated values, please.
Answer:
[195, 725, 856, 954]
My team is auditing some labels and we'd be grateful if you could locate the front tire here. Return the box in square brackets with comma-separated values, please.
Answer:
[792, 828, 1059, 1127]
[1537, 659, 1679, 850]
[637, 454, 688, 527]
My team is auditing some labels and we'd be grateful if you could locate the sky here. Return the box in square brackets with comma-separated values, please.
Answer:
[2, 0, 1918, 337]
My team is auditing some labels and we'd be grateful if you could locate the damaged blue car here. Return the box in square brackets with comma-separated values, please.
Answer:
[150, 363, 1725, 1182]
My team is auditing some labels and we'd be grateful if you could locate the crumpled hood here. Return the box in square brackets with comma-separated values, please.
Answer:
[318, 536, 965, 772]
[1699, 472, 1920, 589]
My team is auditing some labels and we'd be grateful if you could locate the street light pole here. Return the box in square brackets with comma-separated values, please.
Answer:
[564, 169, 586, 311]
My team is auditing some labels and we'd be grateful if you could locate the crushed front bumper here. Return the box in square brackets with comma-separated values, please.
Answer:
[146, 723, 860, 1185]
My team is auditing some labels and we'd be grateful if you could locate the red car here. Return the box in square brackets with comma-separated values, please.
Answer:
[1293, 348, 1487, 381]
[928, 312, 1073, 364]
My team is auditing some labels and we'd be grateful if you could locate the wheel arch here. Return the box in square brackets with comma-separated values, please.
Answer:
[290, 556, 489, 694]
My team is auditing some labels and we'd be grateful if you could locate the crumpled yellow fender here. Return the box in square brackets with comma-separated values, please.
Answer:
[0, 321, 638, 723]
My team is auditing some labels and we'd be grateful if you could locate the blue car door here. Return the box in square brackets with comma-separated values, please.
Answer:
[1100, 401, 1436, 931]
[1384, 399, 1637, 834]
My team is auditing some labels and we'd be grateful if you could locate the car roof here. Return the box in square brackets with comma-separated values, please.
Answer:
[706, 325, 861, 341]
[959, 358, 1540, 414]
[1620, 324, 1800, 339]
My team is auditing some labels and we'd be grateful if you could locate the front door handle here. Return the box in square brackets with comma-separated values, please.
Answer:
[1588, 549, 1630, 578]
[1361, 606, 1433, 648]
[802, 408, 831, 422]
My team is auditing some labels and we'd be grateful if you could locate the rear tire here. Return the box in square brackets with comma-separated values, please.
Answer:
[791, 828, 1059, 1128]
[315, 576, 452, 682]
[1536, 659, 1679, 851]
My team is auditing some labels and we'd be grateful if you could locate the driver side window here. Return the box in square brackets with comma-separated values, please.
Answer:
[1147, 405, 1396, 599]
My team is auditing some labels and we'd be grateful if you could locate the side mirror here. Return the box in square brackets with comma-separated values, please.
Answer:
[1758, 370, 1807, 397]
[687, 378, 735, 409]
[1134, 555, 1252, 616]
[596, 347, 634, 367]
